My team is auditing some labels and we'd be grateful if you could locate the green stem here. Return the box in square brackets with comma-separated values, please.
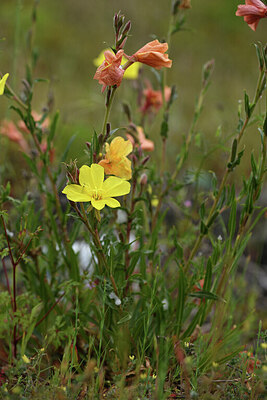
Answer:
[101, 87, 117, 135]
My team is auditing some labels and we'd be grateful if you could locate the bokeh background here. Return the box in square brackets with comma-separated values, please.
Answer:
[1, 0, 266, 166]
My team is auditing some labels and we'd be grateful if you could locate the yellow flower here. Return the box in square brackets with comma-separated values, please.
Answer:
[62, 164, 131, 210]
[99, 136, 132, 180]
[94, 49, 140, 80]
[22, 354, 31, 364]
[0, 73, 9, 95]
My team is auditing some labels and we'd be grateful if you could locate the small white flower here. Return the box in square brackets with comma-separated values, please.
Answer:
[109, 291, 121, 306]
[115, 298, 121, 306]
[217, 235, 223, 241]
[162, 299, 168, 310]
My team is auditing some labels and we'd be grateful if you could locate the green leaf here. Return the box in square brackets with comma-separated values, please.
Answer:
[244, 91, 251, 118]
[199, 202, 205, 220]
[117, 312, 132, 325]
[61, 135, 76, 163]
[188, 291, 219, 301]
[254, 42, 264, 70]
[228, 198, 236, 243]
[20, 303, 43, 356]
[47, 110, 59, 148]
[200, 221, 208, 235]
[175, 267, 186, 336]
[160, 113, 169, 138]
[230, 139, 237, 163]
[251, 153, 258, 178]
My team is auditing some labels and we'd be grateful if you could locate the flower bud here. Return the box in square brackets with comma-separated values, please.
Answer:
[142, 155, 150, 165]
[65, 159, 79, 184]
[140, 173, 148, 186]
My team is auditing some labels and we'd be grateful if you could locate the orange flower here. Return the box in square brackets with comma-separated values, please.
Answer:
[126, 126, 154, 152]
[0, 120, 29, 152]
[130, 40, 172, 70]
[236, 0, 267, 31]
[141, 82, 171, 114]
[93, 49, 125, 92]
[98, 136, 132, 179]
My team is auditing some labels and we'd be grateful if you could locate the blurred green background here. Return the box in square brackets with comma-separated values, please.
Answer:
[0, 0, 266, 173]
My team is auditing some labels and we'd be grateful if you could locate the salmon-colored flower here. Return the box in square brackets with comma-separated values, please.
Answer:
[129, 40, 172, 70]
[94, 49, 125, 92]
[93, 49, 140, 80]
[18, 111, 50, 134]
[141, 82, 171, 114]
[126, 126, 154, 152]
[99, 136, 133, 179]
[0, 120, 29, 152]
[236, 0, 267, 31]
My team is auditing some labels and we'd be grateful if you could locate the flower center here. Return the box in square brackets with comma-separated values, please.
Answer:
[92, 188, 103, 201]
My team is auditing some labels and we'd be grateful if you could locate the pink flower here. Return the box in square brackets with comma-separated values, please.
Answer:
[236, 0, 267, 31]
[93, 49, 125, 92]
[141, 82, 171, 114]
[126, 126, 154, 152]
[129, 40, 172, 70]
[0, 120, 29, 152]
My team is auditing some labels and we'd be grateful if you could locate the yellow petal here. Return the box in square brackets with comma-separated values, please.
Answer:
[109, 137, 133, 159]
[79, 164, 104, 189]
[104, 198, 121, 208]
[93, 49, 139, 80]
[0, 73, 9, 95]
[62, 184, 91, 202]
[122, 59, 140, 80]
[93, 49, 106, 67]
[103, 176, 131, 197]
[91, 198, 106, 210]
[79, 165, 94, 188]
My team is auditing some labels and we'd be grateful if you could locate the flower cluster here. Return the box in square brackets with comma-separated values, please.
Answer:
[62, 134, 134, 210]
[94, 39, 172, 92]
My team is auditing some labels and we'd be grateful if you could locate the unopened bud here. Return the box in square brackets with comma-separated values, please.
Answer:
[98, 133, 103, 143]
[122, 20, 131, 36]
[202, 59, 215, 88]
[65, 159, 79, 184]
[142, 155, 150, 165]
[104, 122, 111, 141]
[86, 141, 91, 150]
[140, 173, 148, 186]
[122, 103, 132, 122]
